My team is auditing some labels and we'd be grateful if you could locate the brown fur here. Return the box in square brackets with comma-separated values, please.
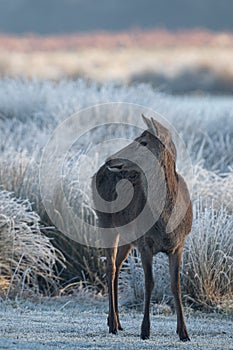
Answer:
[92, 115, 192, 341]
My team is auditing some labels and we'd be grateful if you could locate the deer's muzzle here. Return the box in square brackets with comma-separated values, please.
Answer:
[105, 159, 124, 172]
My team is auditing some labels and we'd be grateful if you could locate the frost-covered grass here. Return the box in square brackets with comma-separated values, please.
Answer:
[0, 78, 232, 310]
[0, 190, 65, 298]
[183, 199, 233, 312]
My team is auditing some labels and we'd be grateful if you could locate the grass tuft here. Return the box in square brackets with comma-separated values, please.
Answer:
[0, 190, 66, 298]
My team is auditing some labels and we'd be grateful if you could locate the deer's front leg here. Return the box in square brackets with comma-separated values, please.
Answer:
[140, 250, 154, 340]
[106, 245, 118, 334]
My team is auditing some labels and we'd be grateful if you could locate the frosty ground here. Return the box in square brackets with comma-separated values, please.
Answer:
[0, 298, 232, 350]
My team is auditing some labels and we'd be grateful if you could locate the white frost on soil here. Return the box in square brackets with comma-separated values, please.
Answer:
[0, 298, 232, 350]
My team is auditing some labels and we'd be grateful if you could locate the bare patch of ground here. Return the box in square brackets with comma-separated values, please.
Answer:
[0, 298, 232, 350]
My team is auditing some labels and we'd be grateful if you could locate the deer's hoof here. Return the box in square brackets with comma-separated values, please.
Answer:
[180, 335, 190, 342]
[141, 329, 150, 340]
[108, 319, 118, 335]
[108, 316, 122, 333]
[178, 329, 190, 342]
[141, 321, 150, 340]
[141, 333, 150, 340]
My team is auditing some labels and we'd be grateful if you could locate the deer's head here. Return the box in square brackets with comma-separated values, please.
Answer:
[105, 114, 177, 183]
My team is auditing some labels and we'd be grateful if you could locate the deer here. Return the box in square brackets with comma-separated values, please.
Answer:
[92, 114, 192, 341]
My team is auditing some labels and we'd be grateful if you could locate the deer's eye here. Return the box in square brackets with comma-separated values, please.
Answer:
[140, 140, 147, 146]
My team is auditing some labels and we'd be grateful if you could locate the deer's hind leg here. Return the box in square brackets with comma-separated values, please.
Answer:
[169, 246, 190, 342]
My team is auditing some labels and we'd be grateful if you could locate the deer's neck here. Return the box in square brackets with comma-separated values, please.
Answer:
[163, 151, 178, 199]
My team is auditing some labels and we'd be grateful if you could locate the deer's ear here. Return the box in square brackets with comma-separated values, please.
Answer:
[151, 117, 170, 139]
[151, 117, 177, 159]
[150, 118, 159, 136]
[142, 113, 153, 130]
